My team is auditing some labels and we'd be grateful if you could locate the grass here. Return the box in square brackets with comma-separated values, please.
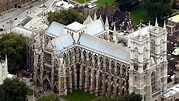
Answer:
[60, 90, 96, 101]
[93, 96, 118, 101]
[75, 0, 91, 4]
[26, 88, 35, 95]
[95, 0, 115, 8]
[131, 5, 148, 26]
[37, 94, 60, 101]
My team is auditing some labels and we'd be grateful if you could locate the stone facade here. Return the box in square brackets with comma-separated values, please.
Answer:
[33, 16, 168, 101]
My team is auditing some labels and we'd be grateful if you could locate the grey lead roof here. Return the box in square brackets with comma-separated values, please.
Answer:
[51, 33, 74, 52]
[79, 33, 130, 62]
[86, 18, 105, 36]
[46, 21, 65, 37]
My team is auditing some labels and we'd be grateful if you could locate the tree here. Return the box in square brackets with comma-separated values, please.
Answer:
[144, 0, 172, 19]
[0, 78, 28, 101]
[47, 8, 85, 25]
[0, 33, 27, 74]
[115, 0, 139, 11]
[120, 92, 142, 101]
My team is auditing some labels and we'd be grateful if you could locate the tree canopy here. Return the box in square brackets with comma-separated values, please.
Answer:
[0, 33, 27, 74]
[120, 92, 142, 101]
[0, 78, 28, 101]
[144, 0, 172, 19]
[47, 9, 85, 25]
[115, 0, 139, 11]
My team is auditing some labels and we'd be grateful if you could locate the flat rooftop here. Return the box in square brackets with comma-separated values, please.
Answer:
[168, 14, 179, 23]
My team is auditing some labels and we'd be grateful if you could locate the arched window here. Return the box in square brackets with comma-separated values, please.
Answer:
[89, 52, 92, 66]
[94, 54, 98, 68]
[160, 39, 164, 52]
[122, 65, 126, 77]
[134, 47, 138, 59]
[111, 61, 115, 74]
[83, 50, 86, 63]
[150, 39, 155, 53]
[106, 59, 109, 72]
[143, 47, 147, 60]
[117, 63, 120, 75]
[100, 57, 103, 70]
[63, 53, 66, 59]
[151, 72, 156, 92]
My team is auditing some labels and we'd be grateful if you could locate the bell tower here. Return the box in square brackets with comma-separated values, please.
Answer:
[129, 20, 168, 101]
[149, 19, 168, 92]
[128, 25, 151, 100]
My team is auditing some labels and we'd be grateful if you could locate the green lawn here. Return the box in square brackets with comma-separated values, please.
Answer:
[26, 88, 36, 95]
[93, 96, 118, 101]
[75, 0, 91, 4]
[60, 90, 96, 101]
[37, 94, 60, 101]
[131, 6, 148, 26]
[95, 0, 115, 8]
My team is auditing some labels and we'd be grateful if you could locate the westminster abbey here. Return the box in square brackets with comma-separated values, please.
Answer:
[33, 15, 168, 101]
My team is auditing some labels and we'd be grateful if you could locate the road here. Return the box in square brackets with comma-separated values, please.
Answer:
[0, 0, 54, 34]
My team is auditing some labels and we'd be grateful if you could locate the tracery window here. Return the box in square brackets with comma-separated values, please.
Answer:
[106, 59, 109, 72]
[89, 52, 92, 66]
[83, 50, 87, 63]
[94, 54, 98, 68]
[100, 57, 103, 70]
[78, 49, 81, 63]
[143, 47, 147, 60]
[122, 65, 126, 77]
[117, 63, 120, 75]
[150, 39, 155, 53]
[160, 39, 164, 52]
[134, 47, 138, 60]
[111, 61, 115, 74]
[151, 72, 156, 92]
[68, 50, 72, 64]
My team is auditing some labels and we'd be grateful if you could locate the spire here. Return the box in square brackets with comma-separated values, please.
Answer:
[148, 20, 150, 27]
[93, 11, 97, 20]
[155, 18, 158, 27]
[163, 20, 166, 29]
[83, 15, 93, 25]
[148, 20, 151, 30]
[113, 23, 117, 44]
[139, 23, 142, 41]
[99, 15, 102, 19]
[5, 55, 7, 62]
[105, 16, 109, 28]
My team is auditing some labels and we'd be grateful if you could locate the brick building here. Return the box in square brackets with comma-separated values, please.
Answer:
[0, 0, 38, 14]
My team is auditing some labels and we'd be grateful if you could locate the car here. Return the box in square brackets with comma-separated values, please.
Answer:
[40, 4, 47, 8]
[0, 28, 4, 31]
[14, 18, 17, 20]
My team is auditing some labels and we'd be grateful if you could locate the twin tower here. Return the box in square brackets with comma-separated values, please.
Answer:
[128, 20, 168, 101]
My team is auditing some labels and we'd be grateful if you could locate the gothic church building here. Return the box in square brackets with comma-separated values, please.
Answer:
[33, 15, 168, 101]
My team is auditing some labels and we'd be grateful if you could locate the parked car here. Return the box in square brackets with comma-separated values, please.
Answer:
[0, 28, 4, 31]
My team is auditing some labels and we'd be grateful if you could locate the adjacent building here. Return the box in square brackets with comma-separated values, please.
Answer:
[0, 0, 38, 14]
[33, 15, 168, 101]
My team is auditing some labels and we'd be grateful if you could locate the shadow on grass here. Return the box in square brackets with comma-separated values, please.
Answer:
[131, 5, 148, 26]
[60, 90, 96, 101]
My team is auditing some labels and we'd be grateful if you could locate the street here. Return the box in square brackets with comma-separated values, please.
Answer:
[0, 0, 54, 34]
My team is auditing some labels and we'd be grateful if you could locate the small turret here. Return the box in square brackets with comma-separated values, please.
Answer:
[105, 16, 109, 40]
[163, 20, 166, 30]
[139, 23, 142, 41]
[155, 18, 158, 27]
[105, 16, 109, 28]
[93, 11, 97, 21]
[113, 24, 117, 44]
